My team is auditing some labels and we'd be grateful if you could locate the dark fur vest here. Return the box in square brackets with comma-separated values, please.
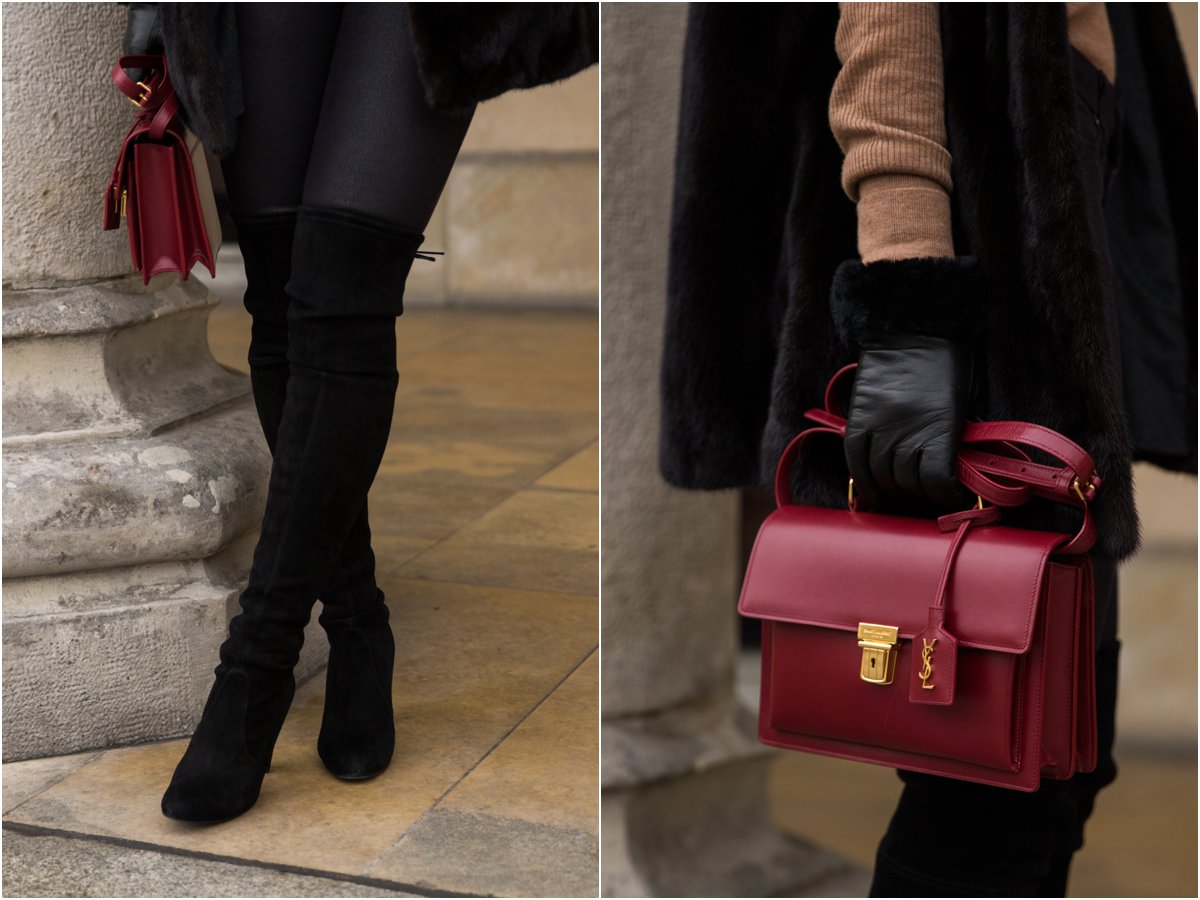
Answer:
[660, 3, 1196, 562]
[159, 3, 599, 159]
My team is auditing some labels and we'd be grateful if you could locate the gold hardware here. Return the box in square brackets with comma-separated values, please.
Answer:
[857, 622, 899, 685]
[975, 495, 985, 510]
[120, 188, 127, 218]
[919, 638, 937, 690]
[128, 81, 153, 108]
[1071, 477, 1087, 504]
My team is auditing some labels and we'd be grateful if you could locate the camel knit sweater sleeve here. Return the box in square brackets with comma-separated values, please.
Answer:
[830, 3, 1116, 263]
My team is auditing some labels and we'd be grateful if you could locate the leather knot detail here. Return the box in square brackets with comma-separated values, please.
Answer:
[912, 504, 999, 706]
[937, 505, 1001, 532]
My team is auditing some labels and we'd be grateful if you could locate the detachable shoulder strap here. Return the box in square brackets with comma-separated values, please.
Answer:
[773, 366, 1100, 555]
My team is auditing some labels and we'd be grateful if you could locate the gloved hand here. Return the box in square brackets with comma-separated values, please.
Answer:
[121, 3, 163, 84]
[843, 334, 974, 510]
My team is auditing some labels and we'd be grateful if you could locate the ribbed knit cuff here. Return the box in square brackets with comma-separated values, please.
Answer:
[831, 2, 953, 202]
[857, 175, 955, 263]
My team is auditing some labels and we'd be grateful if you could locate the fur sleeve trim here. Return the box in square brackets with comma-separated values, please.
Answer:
[830, 255, 986, 349]
[407, 4, 599, 114]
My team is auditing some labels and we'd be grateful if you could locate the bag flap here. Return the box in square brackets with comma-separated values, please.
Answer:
[738, 504, 1068, 654]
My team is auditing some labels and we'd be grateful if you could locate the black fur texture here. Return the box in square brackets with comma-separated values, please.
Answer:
[407, 4, 599, 114]
[660, 5, 1197, 562]
[160, 3, 242, 158]
[830, 256, 986, 351]
[159, 3, 599, 158]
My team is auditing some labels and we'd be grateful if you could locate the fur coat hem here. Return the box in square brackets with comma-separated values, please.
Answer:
[158, 3, 599, 159]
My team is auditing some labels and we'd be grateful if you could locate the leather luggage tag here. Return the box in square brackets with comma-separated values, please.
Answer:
[910, 606, 957, 705]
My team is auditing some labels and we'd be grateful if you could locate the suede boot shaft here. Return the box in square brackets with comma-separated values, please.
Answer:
[285, 204, 425, 377]
[163, 205, 421, 819]
[281, 204, 426, 779]
[233, 211, 297, 368]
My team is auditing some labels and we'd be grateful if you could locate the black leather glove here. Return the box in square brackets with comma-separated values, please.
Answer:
[844, 335, 974, 510]
[830, 256, 986, 511]
[121, 3, 163, 84]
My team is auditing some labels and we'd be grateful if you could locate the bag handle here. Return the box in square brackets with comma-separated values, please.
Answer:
[773, 365, 1100, 555]
[111, 54, 179, 141]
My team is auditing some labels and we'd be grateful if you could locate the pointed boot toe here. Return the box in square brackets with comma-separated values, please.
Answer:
[318, 734, 395, 781]
[161, 765, 262, 823]
[318, 610, 396, 780]
[161, 668, 294, 823]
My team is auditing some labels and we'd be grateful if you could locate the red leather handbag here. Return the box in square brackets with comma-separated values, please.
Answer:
[103, 54, 219, 285]
[739, 367, 1102, 792]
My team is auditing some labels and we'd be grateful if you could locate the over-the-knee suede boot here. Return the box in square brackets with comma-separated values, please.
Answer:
[240, 213, 408, 782]
[285, 206, 429, 781]
[161, 208, 422, 821]
[246, 352, 393, 775]
[234, 212, 402, 781]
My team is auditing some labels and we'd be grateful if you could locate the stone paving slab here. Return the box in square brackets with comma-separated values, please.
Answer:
[452, 489, 598, 553]
[2, 829, 421, 898]
[365, 655, 598, 896]
[376, 438, 574, 490]
[3, 639, 597, 898]
[3, 751, 101, 815]
[534, 442, 599, 492]
[4, 582, 596, 879]
[396, 486, 598, 597]
[400, 539, 599, 598]
[389, 400, 598, 453]
[367, 809, 596, 898]
[367, 482, 515, 543]
[438, 652, 598, 834]
[3, 307, 599, 898]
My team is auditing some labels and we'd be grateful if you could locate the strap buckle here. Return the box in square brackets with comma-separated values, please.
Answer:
[128, 81, 153, 108]
[1071, 471, 1101, 504]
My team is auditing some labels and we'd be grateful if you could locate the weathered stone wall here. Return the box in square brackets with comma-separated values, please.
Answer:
[403, 68, 599, 309]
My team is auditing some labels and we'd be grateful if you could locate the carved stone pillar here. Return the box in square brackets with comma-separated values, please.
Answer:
[600, 6, 865, 896]
[1, 3, 326, 761]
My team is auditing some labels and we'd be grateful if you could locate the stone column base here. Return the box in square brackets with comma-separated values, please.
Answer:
[603, 699, 869, 898]
[602, 754, 869, 897]
[2, 530, 329, 762]
[2, 276, 331, 762]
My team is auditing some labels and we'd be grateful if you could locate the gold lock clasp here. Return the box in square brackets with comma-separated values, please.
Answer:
[857, 623, 899, 685]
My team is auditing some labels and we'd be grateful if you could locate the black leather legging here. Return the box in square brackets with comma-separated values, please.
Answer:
[220, 2, 473, 231]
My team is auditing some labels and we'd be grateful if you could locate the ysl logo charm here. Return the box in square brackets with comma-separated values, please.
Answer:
[919, 638, 938, 690]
